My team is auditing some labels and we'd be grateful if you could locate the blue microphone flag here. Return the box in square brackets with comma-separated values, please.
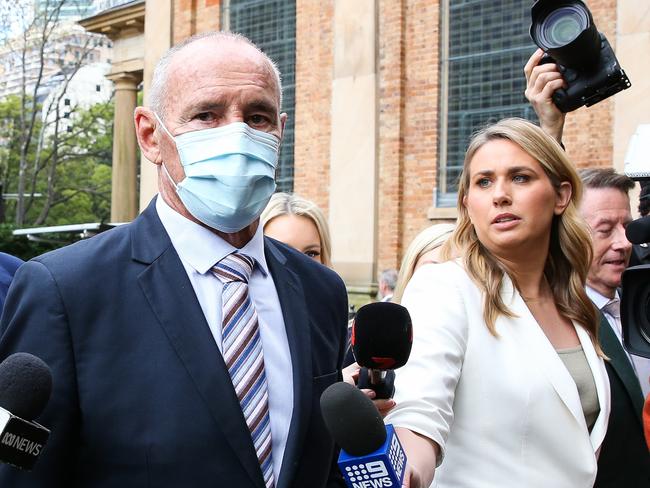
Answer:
[338, 424, 406, 488]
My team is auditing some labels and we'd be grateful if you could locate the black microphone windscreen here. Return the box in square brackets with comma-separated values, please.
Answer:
[320, 382, 386, 456]
[352, 302, 412, 370]
[0, 353, 52, 420]
[626, 216, 650, 245]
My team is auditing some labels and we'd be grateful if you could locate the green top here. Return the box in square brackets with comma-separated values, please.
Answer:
[557, 345, 600, 431]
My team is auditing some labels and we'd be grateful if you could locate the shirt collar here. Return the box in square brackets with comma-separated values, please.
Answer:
[155, 195, 269, 277]
[585, 285, 620, 311]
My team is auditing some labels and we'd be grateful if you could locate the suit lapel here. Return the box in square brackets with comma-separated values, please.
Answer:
[575, 324, 609, 452]
[132, 200, 265, 488]
[506, 274, 612, 453]
[504, 278, 586, 429]
[264, 239, 312, 488]
[598, 313, 645, 419]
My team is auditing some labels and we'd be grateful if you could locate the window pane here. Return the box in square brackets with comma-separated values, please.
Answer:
[438, 0, 538, 206]
[228, 0, 296, 193]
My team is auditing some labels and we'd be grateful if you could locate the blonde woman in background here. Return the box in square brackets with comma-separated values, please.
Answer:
[388, 118, 610, 488]
[261, 192, 332, 266]
[392, 223, 455, 303]
[261, 193, 396, 415]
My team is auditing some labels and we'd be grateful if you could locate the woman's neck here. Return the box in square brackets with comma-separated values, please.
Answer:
[497, 252, 550, 301]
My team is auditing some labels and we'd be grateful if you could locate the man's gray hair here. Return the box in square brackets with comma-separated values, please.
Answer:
[380, 269, 398, 292]
[579, 168, 634, 194]
[148, 31, 283, 118]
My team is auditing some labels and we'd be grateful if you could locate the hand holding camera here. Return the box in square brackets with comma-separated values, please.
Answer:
[524, 48, 566, 144]
[527, 0, 631, 116]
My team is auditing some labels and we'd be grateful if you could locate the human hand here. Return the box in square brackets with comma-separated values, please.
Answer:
[402, 464, 426, 488]
[342, 362, 396, 417]
[524, 48, 566, 144]
[342, 362, 360, 386]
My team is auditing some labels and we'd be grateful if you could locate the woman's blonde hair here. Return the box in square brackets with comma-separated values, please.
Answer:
[441, 118, 599, 350]
[393, 223, 455, 303]
[261, 192, 332, 267]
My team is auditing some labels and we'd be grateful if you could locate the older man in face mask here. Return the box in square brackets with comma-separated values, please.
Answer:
[0, 32, 349, 488]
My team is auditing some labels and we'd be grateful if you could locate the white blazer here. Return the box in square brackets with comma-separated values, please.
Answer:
[385, 260, 610, 488]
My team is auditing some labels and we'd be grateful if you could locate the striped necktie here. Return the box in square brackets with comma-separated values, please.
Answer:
[603, 297, 620, 319]
[602, 296, 646, 384]
[212, 253, 275, 488]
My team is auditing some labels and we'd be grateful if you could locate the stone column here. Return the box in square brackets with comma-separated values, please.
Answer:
[328, 0, 378, 295]
[139, 0, 172, 212]
[107, 71, 141, 222]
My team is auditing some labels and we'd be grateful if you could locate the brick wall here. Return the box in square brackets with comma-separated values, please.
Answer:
[379, 0, 441, 272]
[293, 0, 334, 214]
[561, 0, 617, 170]
[377, 0, 406, 273]
[173, 0, 221, 44]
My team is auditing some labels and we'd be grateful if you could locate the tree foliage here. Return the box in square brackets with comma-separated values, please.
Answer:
[0, 0, 113, 228]
[0, 95, 113, 226]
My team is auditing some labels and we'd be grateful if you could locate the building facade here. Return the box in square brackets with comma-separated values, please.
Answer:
[85, 0, 650, 294]
[0, 23, 111, 101]
[35, 0, 96, 19]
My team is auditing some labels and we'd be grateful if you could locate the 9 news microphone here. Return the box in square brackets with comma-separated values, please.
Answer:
[321, 382, 407, 488]
[352, 302, 412, 399]
[0, 353, 52, 470]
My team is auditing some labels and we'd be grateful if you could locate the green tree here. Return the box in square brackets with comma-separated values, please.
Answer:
[0, 94, 34, 223]
[0, 0, 113, 227]
[0, 96, 113, 226]
[31, 100, 113, 225]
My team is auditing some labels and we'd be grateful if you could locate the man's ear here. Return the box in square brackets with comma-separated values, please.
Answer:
[134, 107, 162, 165]
[279, 112, 287, 141]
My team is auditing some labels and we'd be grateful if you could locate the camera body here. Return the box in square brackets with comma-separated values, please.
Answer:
[622, 265, 650, 359]
[538, 34, 630, 113]
[622, 159, 650, 357]
[530, 0, 631, 113]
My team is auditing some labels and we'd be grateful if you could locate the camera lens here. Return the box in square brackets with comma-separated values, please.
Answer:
[529, 0, 631, 112]
[541, 6, 589, 47]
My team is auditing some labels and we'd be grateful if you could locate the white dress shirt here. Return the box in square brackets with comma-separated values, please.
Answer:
[586, 286, 650, 397]
[156, 196, 293, 482]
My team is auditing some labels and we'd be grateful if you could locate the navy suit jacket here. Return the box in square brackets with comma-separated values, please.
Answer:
[0, 200, 349, 488]
[0, 251, 23, 311]
[595, 313, 650, 487]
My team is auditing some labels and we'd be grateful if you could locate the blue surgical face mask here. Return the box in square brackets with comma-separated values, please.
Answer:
[155, 114, 280, 233]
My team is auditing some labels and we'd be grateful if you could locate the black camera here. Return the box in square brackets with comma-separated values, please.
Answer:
[622, 265, 650, 359]
[621, 140, 650, 357]
[530, 0, 631, 113]
[622, 217, 650, 359]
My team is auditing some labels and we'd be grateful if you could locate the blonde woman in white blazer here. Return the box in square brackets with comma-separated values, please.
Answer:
[387, 118, 610, 488]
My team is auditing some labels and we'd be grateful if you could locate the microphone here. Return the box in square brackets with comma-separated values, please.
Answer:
[351, 302, 412, 399]
[321, 382, 407, 488]
[0, 353, 52, 470]
[626, 216, 650, 245]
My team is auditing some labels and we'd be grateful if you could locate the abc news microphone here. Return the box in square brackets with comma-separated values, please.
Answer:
[321, 382, 407, 488]
[0, 353, 52, 470]
[351, 302, 412, 399]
